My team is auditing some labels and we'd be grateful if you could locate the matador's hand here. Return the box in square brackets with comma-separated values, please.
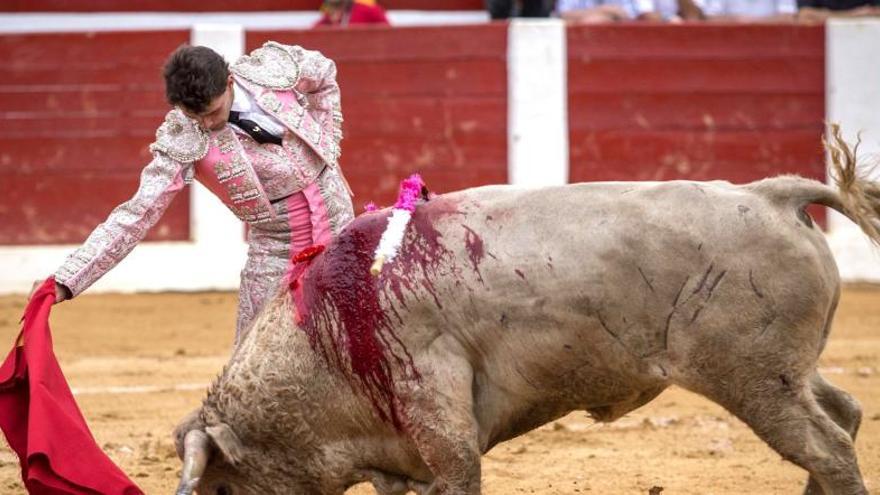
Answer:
[28, 280, 70, 304]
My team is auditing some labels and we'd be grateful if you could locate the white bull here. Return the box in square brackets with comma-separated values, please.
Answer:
[174, 128, 876, 495]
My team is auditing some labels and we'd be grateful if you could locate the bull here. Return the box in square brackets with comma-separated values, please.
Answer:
[173, 127, 876, 495]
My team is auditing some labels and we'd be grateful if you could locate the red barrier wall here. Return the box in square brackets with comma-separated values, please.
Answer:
[1, 1, 484, 12]
[248, 25, 509, 208]
[0, 24, 831, 246]
[567, 24, 825, 184]
[0, 31, 191, 245]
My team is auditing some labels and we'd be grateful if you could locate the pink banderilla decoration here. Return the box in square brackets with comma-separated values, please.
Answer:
[370, 174, 425, 276]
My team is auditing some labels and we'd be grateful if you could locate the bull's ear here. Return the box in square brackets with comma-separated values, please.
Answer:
[205, 423, 245, 465]
[173, 409, 206, 459]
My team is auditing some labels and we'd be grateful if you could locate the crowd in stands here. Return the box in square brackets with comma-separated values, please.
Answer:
[313, 0, 390, 27]
[492, 0, 880, 22]
[312, 0, 880, 27]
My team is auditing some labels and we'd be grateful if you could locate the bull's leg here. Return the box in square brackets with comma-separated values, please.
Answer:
[803, 372, 864, 495]
[368, 470, 410, 495]
[363, 470, 431, 495]
[401, 335, 481, 495]
[714, 381, 866, 495]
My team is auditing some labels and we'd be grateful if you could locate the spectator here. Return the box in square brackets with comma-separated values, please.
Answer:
[648, 0, 698, 19]
[487, 0, 552, 19]
[557, 0, 638, 22]
[689, 0, 798, 21]
[798, 0, 880, 22]
[557, 0, 691, 22]
[677, 0, 707, 19]
[313, 0, 390, 27]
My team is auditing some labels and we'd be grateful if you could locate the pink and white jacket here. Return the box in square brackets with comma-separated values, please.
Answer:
[55, 42, 351, 297]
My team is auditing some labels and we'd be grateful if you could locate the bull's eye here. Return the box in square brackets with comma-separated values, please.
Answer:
[216, 486, 232, 495]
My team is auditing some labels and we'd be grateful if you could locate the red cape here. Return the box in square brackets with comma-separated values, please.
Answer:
[0, 277, 143, 495]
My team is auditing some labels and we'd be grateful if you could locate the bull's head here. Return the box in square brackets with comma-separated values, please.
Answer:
[173, 410, 247, 495]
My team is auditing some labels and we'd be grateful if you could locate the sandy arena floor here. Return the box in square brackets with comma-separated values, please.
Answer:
[0, 287, 877, 494]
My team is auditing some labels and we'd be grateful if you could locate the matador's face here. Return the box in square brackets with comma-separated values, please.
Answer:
[182, 75, 235, 132]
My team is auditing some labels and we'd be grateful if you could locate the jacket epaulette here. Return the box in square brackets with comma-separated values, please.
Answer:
[231, 41, 301, 90]
[149, 108, 210, 163]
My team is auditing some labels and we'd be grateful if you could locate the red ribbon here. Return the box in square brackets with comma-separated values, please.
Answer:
[287, 245, 326, 324]
[291, 244, 326, 264]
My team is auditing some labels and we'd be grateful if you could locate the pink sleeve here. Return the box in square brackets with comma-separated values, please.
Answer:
[54, 153, 191, 297]
[292, 47, 343, 158]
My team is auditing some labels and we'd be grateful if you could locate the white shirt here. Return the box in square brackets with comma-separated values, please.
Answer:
[648, 0, 681, 18]
[557, 0, 681, 19]
[694, 0, 797, 16]
[230, 81, 287, 139]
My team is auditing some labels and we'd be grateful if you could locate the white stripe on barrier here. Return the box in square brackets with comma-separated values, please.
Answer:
[507, 19, 569, 188]
[825, 19, 880, 283]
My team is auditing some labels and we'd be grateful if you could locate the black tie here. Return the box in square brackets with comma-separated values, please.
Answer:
[228, 111, 283, 146]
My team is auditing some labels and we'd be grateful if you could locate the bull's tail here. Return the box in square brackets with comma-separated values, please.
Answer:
[750, 124, 880, 246]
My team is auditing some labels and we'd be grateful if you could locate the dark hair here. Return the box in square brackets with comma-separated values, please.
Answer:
[163, 45, 230, 113]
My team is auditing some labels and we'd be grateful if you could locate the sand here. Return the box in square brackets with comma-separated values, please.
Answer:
[0, 287, 877, 494]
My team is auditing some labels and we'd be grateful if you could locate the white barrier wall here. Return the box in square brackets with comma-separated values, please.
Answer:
[508, 19, 568, 187]
[826, 19, 880, 282]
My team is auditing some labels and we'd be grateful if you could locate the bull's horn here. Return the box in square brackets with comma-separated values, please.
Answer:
[175, 429, 211, 495]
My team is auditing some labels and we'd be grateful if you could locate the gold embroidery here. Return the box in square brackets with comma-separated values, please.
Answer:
[229, 155, 248, 179]
[318, 166, 355, 235]
[258, 92, 284, 113]
[279, 104, 306, 130]
[150, 109, 209, 163]
[214, 160, 233, 181]
[231, 42, 301, 90]
[300, 118, 323, 146]
[216, 130, 238, 154]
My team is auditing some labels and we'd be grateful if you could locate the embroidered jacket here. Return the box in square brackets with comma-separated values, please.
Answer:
[55, 42, 349, 297]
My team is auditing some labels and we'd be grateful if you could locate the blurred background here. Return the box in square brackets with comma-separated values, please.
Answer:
[1, 0, 879, 293]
